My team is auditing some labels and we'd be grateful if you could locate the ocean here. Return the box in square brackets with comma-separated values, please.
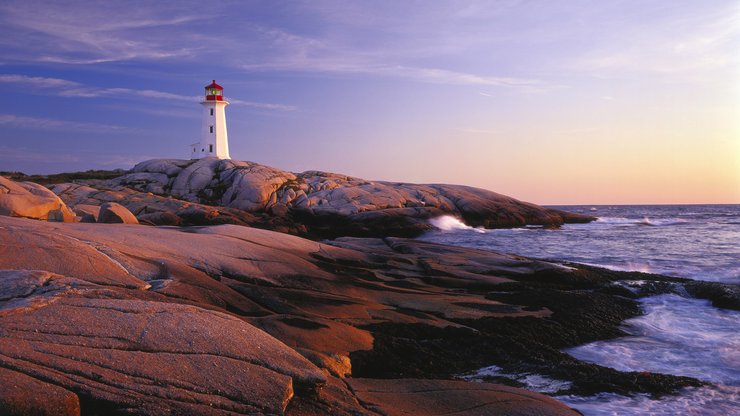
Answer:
[419, 204, 740, 415]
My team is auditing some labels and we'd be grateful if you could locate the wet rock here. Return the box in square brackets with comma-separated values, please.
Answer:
[684, 281, 740, 311]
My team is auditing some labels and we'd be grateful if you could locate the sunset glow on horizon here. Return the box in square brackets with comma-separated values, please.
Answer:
[0, 0, 738, 205]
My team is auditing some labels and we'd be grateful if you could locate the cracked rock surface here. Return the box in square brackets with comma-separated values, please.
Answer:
[0, 215, 582, 415]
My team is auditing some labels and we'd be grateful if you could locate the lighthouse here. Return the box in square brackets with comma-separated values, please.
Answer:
[191, 80, 230, 159]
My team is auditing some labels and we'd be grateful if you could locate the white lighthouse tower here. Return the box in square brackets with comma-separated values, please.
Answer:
[191, 80, 230, 159]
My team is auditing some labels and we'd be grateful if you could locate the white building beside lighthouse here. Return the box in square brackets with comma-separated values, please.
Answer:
[191, 80, 230, 159]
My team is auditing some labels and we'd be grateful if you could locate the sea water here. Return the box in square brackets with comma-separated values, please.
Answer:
[419, 205, 740, 415]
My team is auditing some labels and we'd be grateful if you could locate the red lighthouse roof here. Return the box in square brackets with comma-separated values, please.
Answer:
[205, 80, 224, 90]
[204, 80, 225, 101]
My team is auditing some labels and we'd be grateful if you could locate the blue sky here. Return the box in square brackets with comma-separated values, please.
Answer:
[0, 0, 738, 204]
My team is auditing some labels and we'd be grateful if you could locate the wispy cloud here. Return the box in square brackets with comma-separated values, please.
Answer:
[228, 99, 297, 111]
[0, 2, 554, 92]
[0, 74, 296, 111]
[0, 114, 126, 132]
[0, 74, 80, 88]
[570, 4, 740, 77]
[242, 60, 552, 91]
[392, 66, 549, 90]
[0, 2, 201, 64]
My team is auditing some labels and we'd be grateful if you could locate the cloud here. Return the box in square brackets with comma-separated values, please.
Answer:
[391, 66, 549, 90]
[0, 2, 554, 92]
[242, 60, 551, 91]
[0, 74, 81, 89]
[0, 74, 296, 111]
[0, 114, 127, 132]
[0, 1, 201, 64]
[570, 4, 740, 77]
[228, 99, 297, 111]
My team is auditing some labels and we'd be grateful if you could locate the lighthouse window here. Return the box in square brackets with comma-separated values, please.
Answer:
[210, 108, 214, 116]
[209, 126, 214, 133]
[209, 144, 213, 152]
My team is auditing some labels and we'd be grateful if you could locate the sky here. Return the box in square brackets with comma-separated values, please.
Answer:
[0, 0, 738, 204]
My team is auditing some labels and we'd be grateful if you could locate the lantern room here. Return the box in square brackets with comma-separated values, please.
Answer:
[204, 80, 224, 101]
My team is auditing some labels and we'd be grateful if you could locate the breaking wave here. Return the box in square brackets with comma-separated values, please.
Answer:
[561, 294, 740, 415]
[597, 217, 688, 226]
[559, 386, 740, 416]
[429, 216, 485, 233]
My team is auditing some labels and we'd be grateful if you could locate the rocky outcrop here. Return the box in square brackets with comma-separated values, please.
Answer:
[0, 176, 75, 222]
[347, 378, 579, 416]
[73, 157, 593, 237]
[1, 215, 706, 415]
[50, 181, 295, 232]
[0, 366, 80, 416]
[684, 281, 740, 311]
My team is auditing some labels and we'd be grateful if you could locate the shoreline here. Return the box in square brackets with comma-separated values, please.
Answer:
[1, 171, 737, 415]
[2, 215, 734, 414]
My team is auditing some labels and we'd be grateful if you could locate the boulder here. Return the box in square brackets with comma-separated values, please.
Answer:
[0, 176, 75, 222]
[98, 202, 139, 224]
[72, 203, 101, 223]
[221, 163, 296, 211]
[170, 158, 220, 200]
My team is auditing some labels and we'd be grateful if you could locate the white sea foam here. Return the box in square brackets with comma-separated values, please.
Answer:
[421, 205, 740, 413]
[559, 385, 740, 416]
[460, 365, 572, 394]
[562, 294, 740, 415]
[567, 294, 740, 385]
[429, 216, 485, 233]
[596, 216, 688, 227]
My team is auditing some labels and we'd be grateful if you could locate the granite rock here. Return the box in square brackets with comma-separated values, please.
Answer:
[0, 215, 590, 415]
[90, 158, 594, 237]
[98, 202, 139, 224]
[0, 176, 75, 222]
